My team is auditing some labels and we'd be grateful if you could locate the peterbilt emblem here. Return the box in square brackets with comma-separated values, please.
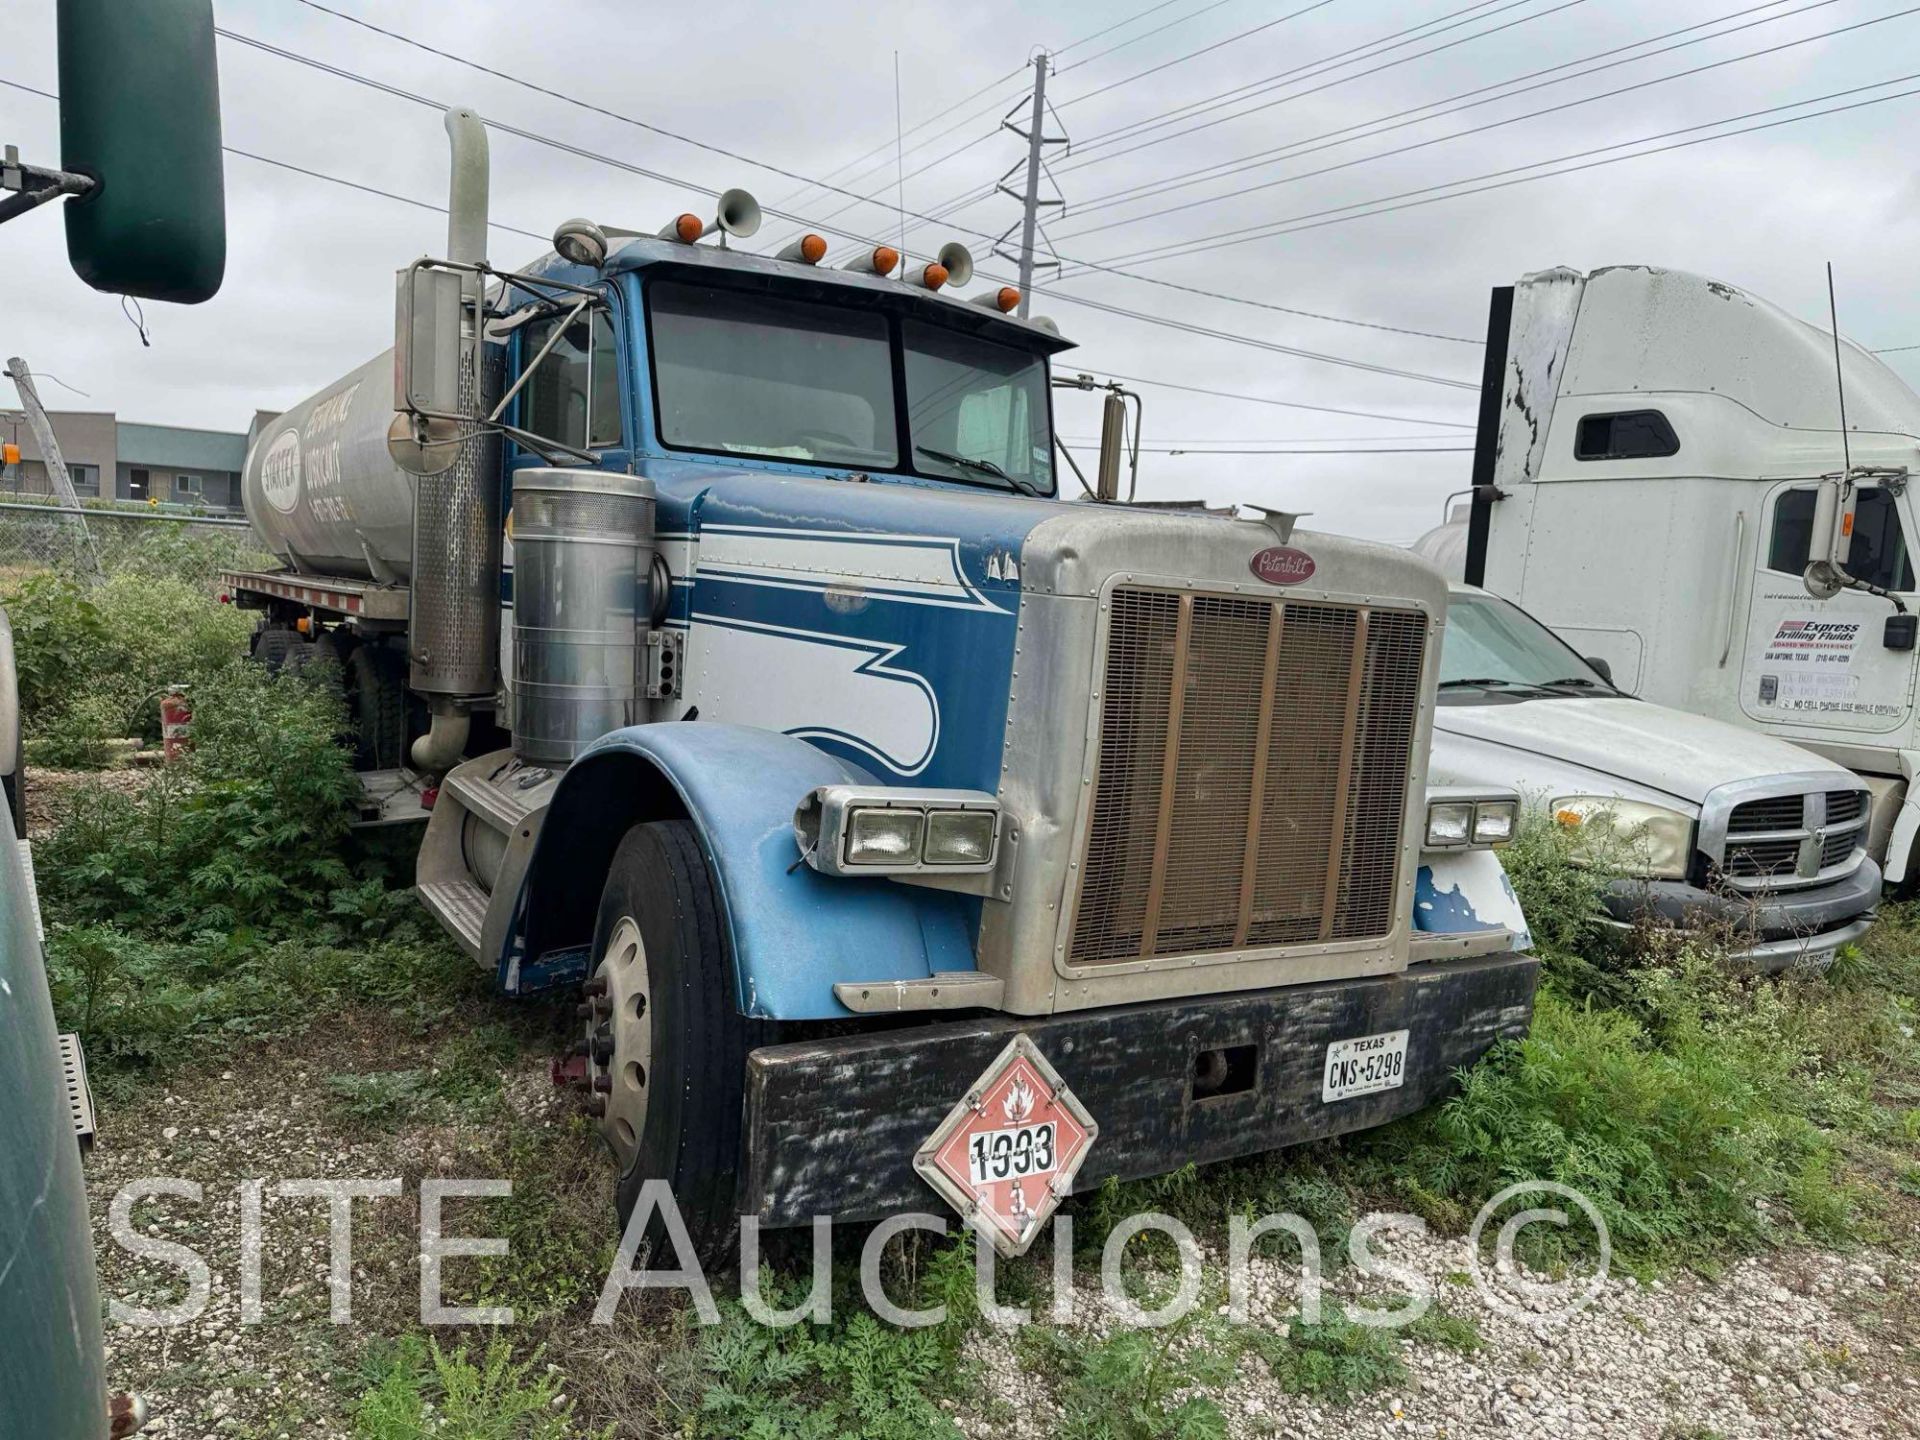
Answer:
[1249, 545, 1315, 585]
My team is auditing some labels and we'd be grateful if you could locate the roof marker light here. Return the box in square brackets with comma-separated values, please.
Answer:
[776, 233, 828, 265]
[841, 245, 900, 277]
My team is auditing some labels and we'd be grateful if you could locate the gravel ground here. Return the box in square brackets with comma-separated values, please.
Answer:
[84, 1015, 1919, 1439]
[960, 1231, 1919, 1440]
[25, 764, 161, 838]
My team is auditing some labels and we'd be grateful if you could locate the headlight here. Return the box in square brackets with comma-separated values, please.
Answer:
[1426, 801, 1474, 847]
[794, 786, 1002, 877]
[1424, 791, 1519, 849]
[845, 808, 925, 866]
[1472, 799, 1518, 845]
[1550, 796, 1693, 879]
[924, 809, 997, 866]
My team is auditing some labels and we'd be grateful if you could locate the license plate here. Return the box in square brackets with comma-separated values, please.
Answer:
[1322, 1029, 1410, 1101]
[965, 1121, 1058, 1186]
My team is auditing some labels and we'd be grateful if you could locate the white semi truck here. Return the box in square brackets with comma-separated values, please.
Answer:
[1422, 263, 1920, 893]
[218, 108, 1536, 1259]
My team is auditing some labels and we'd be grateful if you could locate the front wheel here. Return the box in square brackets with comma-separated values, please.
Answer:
[586, 819, 766, 1265]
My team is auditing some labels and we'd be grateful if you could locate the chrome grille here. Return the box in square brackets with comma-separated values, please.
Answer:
[1069, 588, 1427, 967]
[1703, 784, 1871, 891]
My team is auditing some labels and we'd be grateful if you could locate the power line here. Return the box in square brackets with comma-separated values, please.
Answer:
[896, 0, 1540, 240]
[1071, 369, 1477, 428]
[1077, 71, 1920, 270]
[1059, 0, 1543, 156]
[1057, 1, 1910, 243]
[1062, 0, 1832, 220]
[1137, 444, 1473, 454]
[1058, 0, 1350, 108]
[5, 74, 1469, 432]
[1873, 343, 1920, 354]
[1025, 287, 1479, 388]
[1053, 0, 1245, 73]
[210, 27, 1484, 384]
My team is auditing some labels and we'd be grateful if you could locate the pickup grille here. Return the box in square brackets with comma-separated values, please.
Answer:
[1069, 588, 1427, 967]
[1710, 786, 1871, 890]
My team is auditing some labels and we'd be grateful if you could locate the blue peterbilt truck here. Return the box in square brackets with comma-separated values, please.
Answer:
[223, 109, 1538, 1258]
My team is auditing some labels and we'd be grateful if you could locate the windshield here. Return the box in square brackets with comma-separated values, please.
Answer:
[1442, 593, 1611, 691]
[650, 281, 897, 467]
[903, 320, 1052, 492]
[645, 278, 1053, 491]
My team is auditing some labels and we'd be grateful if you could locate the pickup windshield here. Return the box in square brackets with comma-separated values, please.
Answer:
[646, 278, 1053, 493]
[1441, 593, 1614, 695]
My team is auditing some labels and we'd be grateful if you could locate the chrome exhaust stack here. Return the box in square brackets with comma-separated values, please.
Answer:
[410, 106, 503, 771]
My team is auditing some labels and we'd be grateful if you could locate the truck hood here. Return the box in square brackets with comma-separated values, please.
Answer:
[1432, 695, 1848, 806]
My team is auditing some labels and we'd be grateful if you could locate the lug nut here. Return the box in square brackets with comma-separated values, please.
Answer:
[593, 1073, 613, 1093]
[592, 1036, 615, 1064]
[586, 1095, 606, 1117]
[583, 976, 609, 998]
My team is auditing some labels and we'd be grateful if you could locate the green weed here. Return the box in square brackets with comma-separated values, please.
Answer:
[353, 1334, 603, 1439]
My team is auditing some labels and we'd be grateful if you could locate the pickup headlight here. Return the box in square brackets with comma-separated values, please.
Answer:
[1550, 796, 1693, 880]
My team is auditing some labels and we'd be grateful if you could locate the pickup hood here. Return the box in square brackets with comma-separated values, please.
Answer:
[1432, 695, 1848, 806]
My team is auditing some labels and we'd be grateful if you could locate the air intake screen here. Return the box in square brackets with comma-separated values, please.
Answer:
[1069, 589, 1427, 967]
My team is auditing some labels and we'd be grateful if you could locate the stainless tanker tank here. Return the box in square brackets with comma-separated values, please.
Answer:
[241, 350, 417, 581]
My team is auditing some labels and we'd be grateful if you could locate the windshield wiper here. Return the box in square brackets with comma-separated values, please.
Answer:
[1438, 677, 1535, 690]
[1536, 676, 1607, 689]
[915, 445, 1036, 495]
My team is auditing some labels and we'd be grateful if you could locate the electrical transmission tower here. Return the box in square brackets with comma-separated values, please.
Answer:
[993, 52, 1070, 318]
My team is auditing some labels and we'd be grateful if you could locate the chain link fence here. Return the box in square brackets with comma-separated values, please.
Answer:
[0, 499, 273, 596]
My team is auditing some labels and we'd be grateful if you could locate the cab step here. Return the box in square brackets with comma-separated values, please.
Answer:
[59, 1032, 97, 1153]
[418, 878, 488, 959]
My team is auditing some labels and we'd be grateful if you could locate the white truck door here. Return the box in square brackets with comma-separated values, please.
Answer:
[1741, 480, 1919, 734]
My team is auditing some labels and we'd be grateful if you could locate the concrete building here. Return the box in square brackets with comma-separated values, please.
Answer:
[0, 409, 250, 512]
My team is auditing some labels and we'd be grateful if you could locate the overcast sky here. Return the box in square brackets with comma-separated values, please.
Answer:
[4, 0, 1918, 541]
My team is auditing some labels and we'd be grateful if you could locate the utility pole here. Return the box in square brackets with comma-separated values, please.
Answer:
[5, 357, 104, 581]
[994, 53, 1068, 319]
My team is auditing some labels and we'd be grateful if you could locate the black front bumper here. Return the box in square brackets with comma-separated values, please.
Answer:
[1601, 859, 1880, 969]
[742, 951, 1538, 1226]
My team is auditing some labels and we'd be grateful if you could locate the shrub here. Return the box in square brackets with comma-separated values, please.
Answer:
[353, 1335, 602, 1440]
[39, 660, 360, 934]
[9, 568, 252, 764]
[1363, 983, 1848, 1268]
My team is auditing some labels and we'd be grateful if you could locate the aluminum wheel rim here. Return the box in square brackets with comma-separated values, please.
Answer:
[591, 916, 652, 1171]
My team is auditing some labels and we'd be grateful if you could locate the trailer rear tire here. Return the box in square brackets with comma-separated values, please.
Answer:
[590, 819, 765, 1267]
[349, 643, 406, 770]
[251, 627, 300, 673]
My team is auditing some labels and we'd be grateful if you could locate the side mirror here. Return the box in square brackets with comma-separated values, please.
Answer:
[1584, 655, 1614, 687]
[1804, 475, 1858, 600]
[57, 0, 226, 303]
[1886, 614, 1917, 651]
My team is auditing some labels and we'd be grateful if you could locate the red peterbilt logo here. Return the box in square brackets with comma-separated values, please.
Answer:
[1249, 545, 1316, 585]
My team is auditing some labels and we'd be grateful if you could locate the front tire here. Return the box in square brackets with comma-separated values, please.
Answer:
[589, 819, 765, 1264]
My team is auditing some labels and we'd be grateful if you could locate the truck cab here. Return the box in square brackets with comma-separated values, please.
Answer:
[228, 110, 1537, 1259]
[1447, 265, 1920, 889]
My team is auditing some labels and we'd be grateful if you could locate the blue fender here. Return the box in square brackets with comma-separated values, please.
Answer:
[512, 722, 979, 1019]
[1414, 850, 1532, 949]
